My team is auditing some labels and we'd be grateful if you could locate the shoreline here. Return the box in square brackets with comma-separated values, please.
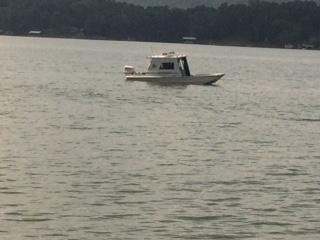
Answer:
[1, 33, 318, 51]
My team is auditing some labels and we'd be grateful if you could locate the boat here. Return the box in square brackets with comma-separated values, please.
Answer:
[124, 52, 224, 85]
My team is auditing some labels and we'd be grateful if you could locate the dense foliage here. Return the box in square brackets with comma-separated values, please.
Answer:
[117, 0, 249, 9]
[0, 0, 320, 47]
[117, 0, 320, 9]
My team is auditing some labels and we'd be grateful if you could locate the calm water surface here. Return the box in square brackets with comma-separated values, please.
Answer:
[1, 36, 320, 239]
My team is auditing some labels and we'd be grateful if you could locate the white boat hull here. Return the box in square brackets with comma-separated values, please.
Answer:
[126, 73, 224, 85]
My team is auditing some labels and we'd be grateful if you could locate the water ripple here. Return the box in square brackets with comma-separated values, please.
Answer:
[1, 36, 320, 240]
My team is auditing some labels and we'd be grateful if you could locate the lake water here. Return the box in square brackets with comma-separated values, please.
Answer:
[0, 36, 319, 240]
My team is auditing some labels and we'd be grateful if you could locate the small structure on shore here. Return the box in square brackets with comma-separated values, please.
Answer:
[28, 30, 42, 35]
[301, 43, 314, 49]
[284, 43, 294, 49]
[182, 36, 197, 44]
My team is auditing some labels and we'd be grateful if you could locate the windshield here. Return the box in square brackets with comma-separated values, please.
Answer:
[179, 57, 190, 76]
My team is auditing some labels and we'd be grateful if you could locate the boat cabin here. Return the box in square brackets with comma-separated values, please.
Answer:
[147, 52, 191, 76]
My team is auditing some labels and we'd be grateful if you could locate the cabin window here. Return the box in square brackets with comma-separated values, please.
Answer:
[160, 62, 174, 70]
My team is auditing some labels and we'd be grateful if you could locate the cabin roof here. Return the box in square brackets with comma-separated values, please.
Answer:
[150, 52, 186, 59]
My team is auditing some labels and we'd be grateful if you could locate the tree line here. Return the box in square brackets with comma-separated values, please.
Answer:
[117, 0, 320, 9]
[117, 0, 249, 9]
[0, 0, 320, 48]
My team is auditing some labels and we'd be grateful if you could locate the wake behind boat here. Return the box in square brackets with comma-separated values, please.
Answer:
[124, 52, 224, 85]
